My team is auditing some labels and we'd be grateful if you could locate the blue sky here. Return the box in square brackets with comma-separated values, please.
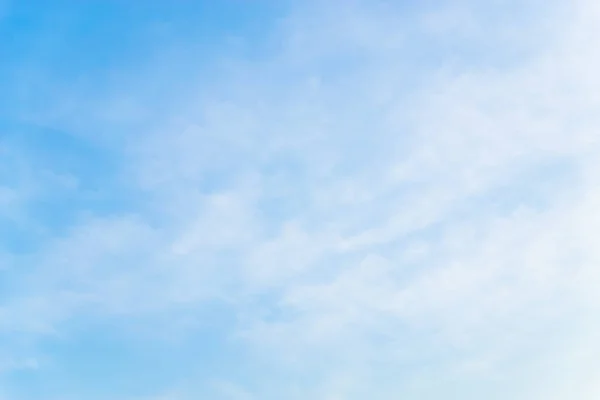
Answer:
[1, 0, 600, 399]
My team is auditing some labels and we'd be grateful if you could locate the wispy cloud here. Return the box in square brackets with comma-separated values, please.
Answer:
[1, 0, 600, 398]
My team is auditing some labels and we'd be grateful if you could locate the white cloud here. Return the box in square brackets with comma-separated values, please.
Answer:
[2, 0, 600, 398]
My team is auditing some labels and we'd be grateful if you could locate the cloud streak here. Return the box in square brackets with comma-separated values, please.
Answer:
[1, 0, 600, 398]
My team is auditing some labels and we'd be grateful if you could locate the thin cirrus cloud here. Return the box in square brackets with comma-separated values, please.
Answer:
[1, 0, 600, 399]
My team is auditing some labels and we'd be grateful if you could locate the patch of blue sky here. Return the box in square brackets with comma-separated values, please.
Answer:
[0, 122, 128, 251]
[5, 317, 241, 400]
[2, 0, 600, 399]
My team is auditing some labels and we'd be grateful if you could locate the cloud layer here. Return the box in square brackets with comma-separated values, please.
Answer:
[1, 0, 600, 399]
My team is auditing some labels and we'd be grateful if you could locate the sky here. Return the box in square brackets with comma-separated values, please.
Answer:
[1, 0, 600, 399]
